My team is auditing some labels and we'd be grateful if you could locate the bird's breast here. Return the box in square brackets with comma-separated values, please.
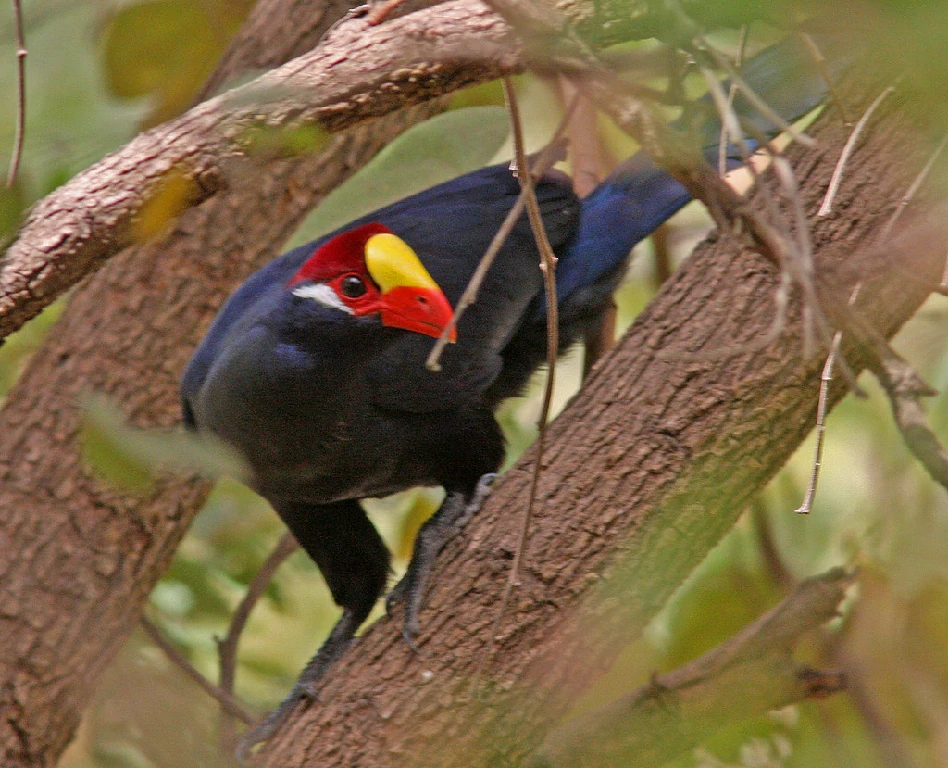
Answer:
[193, 328, 443, 503]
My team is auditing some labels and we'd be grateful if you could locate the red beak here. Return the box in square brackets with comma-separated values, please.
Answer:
[380, 285, 457, 342]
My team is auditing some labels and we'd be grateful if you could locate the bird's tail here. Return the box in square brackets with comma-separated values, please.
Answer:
[552, 28, 852, 312]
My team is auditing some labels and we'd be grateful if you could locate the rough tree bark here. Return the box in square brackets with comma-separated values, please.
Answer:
[0, 1, 455, 764]
[251, 81, 946, 765]
[0, 4, 943, 768]
[0, 0, 519, 340]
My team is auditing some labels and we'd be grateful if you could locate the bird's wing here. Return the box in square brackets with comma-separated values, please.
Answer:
[365, 164, 581, 412]
[183, 164, 581, 416]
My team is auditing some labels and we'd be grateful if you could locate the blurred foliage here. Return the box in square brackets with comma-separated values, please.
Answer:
[130, 164, 205, 242]
[573, 0, 818, 47]
[0, 2, 147, 234]
[81, 394, 250, 491]
[100, 0, 254, 127]
[1, 1, 948, 767]
[237, 121, 329, 161]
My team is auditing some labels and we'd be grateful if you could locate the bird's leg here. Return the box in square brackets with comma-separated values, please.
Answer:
[236, 606, 364, 762]
[387, 473, 497, 646]
[237, 499, 390, 761]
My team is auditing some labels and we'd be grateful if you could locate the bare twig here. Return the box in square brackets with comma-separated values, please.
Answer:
[141, 615, 255, 725]
[796, 283, 861, 514]
[692, 33, 814, 148]
[426, 98, 579, 371]
[529, 568, 853, 768]
[486, 0, 821, 293]
[687, 58, 838, 371]
[818, 82, 899, 217]
[6, 0, 26, 187]
[556, 76, 619, 375]
[879, 133, 948, 242]
[703, 63, 745, 176]
[365, 0, 410, 25]
[480, 75, 561, 685]
[217, 531, 298, 744]
[800, 31, 851, 124]
[699, 53, 832, 366]
[751, 496, 795, 592]
[425, 192, 529, 370]
[773, 155, 819, 358]
[716, 25, 748, 177]
[650, 223, 672, 289]
[557, 76, 606, 197]
[873, 352, 948, 491]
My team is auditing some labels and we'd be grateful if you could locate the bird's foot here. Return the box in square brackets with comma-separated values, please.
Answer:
[236, 687, 307, 765]
[235, 607, 364, 764]
[386, 473, 498, 648]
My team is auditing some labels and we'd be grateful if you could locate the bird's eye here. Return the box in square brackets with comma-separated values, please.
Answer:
[340, 275, 367, 298]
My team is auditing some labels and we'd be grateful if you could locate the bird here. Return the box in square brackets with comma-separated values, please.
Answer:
[181, 30, 845, 747]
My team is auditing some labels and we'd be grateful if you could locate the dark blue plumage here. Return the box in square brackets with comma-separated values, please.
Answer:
[181, 30, 844, 746]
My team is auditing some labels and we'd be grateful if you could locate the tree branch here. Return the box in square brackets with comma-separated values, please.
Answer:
[253, 73, 945, 767]
[529, 569, 852, 768]
[217, 532, 298, 747]
[0, 0, 520, 341]
[0, 0, 452, 762]
[140, 616, 255, 726]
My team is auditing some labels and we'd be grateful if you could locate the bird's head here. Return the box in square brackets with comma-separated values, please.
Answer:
[287, 223, 456, 342]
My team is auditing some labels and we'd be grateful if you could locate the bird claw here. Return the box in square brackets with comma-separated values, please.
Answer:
[385, 575, 408, 612]
[236, 688, 308, 765]
[386, 472, 498, 651]
[472, 472, 498, 506]
[386, 571, 421, 653]
[234, 606, 365, 763]
[402, 622, 421, 654]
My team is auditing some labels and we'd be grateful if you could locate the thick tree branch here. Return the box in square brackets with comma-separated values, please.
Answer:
[1, 3, 943, 767]
[0, 0, 519, 341]
[0, 0, 452, 762]
[252, 77, 945, 767]
[197, 0, 365, 100]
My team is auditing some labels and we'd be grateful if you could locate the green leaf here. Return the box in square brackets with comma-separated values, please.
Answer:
[81, 393, 250, 491]
[100, 0, 225, 125]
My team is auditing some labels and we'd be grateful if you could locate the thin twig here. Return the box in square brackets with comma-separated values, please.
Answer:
[796, 283, 861, 514]
[217, 531, 297, 744]
[715, 25, 748, 177]
[484, 74, 560, 674]
[141, 615, 255, 725]
[651, 223, 672, 289]
[751, 496, 794, 592]
[530, 568, 852, 767]
[703, 64, 745, 175]
[879, 133, 948, 242]
[773, 155, 818, 357]
[557, 75, 607, 196]
[426, 97, 579, 371]
[699, 58, 832, 368]
[694, 35, 814, 148]
[699, 50, 827, 360]
[557, 74, 616, 373]
[6, 0, 27, 187]
[426, 190, 528, 370]
[874, 352, 948, 492]
[818, 82, 899, 217]
[799, 31, 851, 124]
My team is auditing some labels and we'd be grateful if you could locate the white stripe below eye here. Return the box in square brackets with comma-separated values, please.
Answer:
[292, 283, 354, 314]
